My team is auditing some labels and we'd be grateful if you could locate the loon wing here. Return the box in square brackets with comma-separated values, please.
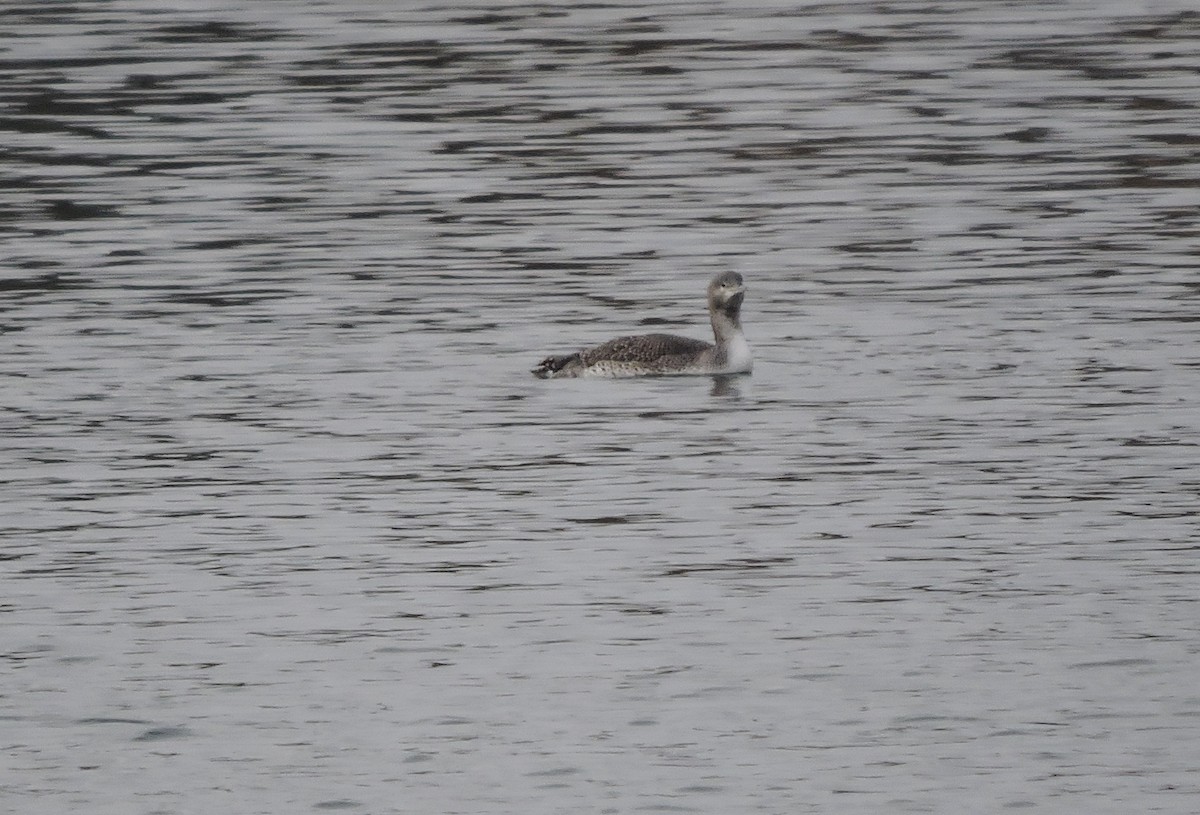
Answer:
[580, 333, 711, 364]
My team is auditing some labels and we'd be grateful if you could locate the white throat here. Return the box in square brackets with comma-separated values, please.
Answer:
[722, 331, 753, 373]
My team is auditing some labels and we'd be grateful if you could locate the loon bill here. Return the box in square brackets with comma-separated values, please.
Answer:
[532, 272, 752, 379]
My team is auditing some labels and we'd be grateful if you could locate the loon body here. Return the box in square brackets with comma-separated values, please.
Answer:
[532, 272, 752, 379]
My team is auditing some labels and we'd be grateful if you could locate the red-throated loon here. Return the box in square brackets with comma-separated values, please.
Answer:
[532, 272, 752, 379]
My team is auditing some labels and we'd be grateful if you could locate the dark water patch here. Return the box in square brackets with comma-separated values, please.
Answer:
[452, 12, 531, 26]
[17, 88, 130, 117]
[812, 29, 893, 49]
[184, 237, 252, 251]
[133, 725, 193, 742]
[288, 71, 376, 91]
[663, 557, 794, 577]
[465, 582, 526, 593]
[613, 38, 710, 57]
[130, 89, 238, 107]
[1069, 658, 1156, 670]
[331, 39, 474, 65]
[571, 514, 657, 526]
[0, 271, 81, 293]
[1004, 126, 1054, 143]
[45, 200, 121, 220]
[725, 139, 837, 161]
[0, 117, 113, 139]
[248, 195, 313, 211]
[1123, 95, 1192, 112]
[148, 21, 289, 44]
[1119, 10, 1200, 38]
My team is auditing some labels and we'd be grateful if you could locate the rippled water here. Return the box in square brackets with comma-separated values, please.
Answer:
[3, 1, 1199, 812]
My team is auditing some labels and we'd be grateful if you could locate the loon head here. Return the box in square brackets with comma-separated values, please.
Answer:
[707, 271, 746, 317]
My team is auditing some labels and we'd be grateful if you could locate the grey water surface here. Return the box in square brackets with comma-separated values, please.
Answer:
[3, 1, 1199, 813]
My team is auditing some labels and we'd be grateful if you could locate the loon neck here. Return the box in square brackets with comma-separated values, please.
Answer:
[711, 308, 743, 346]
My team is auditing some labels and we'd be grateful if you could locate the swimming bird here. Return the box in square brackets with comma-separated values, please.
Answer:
[532, 272, 752, 378]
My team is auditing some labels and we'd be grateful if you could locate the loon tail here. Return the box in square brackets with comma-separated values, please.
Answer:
[532, 353, 580, 379]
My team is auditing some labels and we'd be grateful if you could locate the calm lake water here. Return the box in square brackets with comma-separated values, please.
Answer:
[3, 1, 1199, 812]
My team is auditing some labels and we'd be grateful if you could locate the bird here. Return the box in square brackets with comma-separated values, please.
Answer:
[532, 271, 752, 378]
